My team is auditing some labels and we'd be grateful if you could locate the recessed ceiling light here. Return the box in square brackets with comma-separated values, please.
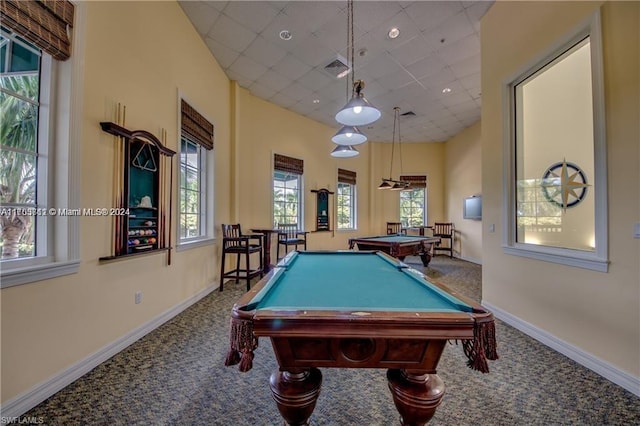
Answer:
[442, 87, 452, 94]
[279, 30, 292, 41]
[388, 27, 400, 39]
[313, 99, 320, 104]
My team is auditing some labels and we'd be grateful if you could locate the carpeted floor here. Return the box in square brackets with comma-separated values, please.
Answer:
[21, 256, 640, 425]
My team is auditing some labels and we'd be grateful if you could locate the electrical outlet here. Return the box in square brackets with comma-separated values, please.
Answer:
[135, 291, 142, 304]
[489, 224, 495, 233]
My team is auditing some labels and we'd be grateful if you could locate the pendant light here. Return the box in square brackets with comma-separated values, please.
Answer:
[379, 107, 409, 190]
[335, 0, 381, 127]
[332, 125, 367, 145]
[330, 144, 359, 158]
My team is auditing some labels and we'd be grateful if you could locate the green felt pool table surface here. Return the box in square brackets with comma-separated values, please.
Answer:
[249, 251, 472, 312]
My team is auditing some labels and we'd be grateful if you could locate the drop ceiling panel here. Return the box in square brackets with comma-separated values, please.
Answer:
[179, 1, 494, 143]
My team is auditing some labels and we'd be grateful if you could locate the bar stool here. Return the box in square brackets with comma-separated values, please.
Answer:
[219, 224, 263, 291]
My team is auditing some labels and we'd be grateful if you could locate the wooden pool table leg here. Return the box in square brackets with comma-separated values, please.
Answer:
[419, 252, 432, 267]
[387, 369, 445, 426]
[269, 367, 322, 426]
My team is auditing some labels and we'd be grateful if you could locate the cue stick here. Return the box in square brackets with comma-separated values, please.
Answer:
[166, 130, 173, 266]
[158, 130, 165, 253]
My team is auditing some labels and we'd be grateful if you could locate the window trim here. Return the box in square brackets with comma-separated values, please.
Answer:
[176, 94, 215, 251]
[336, 181, 356, 231]
[0, 1, 85, 288]
[272, 153, 304, 228]
[501, 10, 608, 272]
[400, 187, 427, 227]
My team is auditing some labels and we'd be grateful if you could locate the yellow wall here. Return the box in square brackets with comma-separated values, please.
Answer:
[1, 1, 231, 402]
[481, 1, 639, 375]
[445, 121, 483, 263]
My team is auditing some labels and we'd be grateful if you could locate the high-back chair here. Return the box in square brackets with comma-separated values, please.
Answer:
[386, 222, 407, 235]
[277, 224, 308, 261]
[219, 224, 263, 292]
[432, 222, 455, 258]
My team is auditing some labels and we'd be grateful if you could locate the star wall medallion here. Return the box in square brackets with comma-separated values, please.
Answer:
[541, 160, 590, 211]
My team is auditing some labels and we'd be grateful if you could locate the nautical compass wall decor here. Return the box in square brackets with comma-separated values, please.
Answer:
[541, 159, 590, 211]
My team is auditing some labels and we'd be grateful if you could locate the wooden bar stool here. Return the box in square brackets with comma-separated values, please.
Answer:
[219, 224, 263, 291]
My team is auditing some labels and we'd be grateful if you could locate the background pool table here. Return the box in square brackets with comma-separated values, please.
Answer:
[226, 251, 497, 426]
[349, 234, 441, 266]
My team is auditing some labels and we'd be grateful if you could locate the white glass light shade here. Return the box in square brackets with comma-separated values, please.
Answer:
[335, 93, 381, 126]
[332, 126, 367, 146]
[330, 144, 359, 158]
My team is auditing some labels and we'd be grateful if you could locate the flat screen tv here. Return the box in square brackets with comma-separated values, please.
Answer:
[463, 196, 482, 220]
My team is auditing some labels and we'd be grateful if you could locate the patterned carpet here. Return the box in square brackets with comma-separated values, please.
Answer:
[21, 256, 640, 425]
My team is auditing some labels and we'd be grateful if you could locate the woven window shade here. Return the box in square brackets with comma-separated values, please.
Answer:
[274, 154, 303, 175]
[181, 100, 214, 150]
[400, 175, 427, 189]
[0, 0, 75, 61]
[338, 168, 356, 185]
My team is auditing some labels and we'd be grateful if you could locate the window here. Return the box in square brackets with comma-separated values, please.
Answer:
[400, 189, 425, 227]
[504, 12, 607, 271]
[337, 168, 356, 230]
[399, 175, 427, 227]
[178, 99, 214, 248]
[0, 0, 82, 288]
[273, 154, 303, 227]
[1, 30, 44, 260]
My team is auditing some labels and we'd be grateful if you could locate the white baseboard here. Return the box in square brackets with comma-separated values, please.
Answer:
[1, 284, 218, 417]
[458, 255, 482, 265]
[483, 301, 640, 397]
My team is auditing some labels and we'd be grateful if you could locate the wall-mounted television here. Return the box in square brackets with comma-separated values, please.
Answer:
[463, 195, 482, 220]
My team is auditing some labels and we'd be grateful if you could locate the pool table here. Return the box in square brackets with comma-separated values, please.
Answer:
[225, 251, 498, 426]
[349, 234, 441, 266]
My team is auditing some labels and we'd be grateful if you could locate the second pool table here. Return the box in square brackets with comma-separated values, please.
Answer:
[226, 251, 498, 425]
[349, 234, 441, 266]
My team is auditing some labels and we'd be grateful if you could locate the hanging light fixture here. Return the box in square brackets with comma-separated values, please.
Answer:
[335, 0, 381, 127]
[330, 144, 359, 158]
[379, 107, 410, 190]
[332, 125, 367, 145]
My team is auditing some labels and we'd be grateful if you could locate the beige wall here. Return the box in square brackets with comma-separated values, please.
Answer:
[445, 121, 483, 263]
[1, 1, 232, 402]
[481, 1, 639, 376]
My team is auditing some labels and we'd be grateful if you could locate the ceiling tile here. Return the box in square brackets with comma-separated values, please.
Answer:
[249, 83, 278, 100]
[405, 1, 465, 32]
[204, 36, 240, 70]
[271, 54, 313, 81]
[296, 69, 337, 92]
[406, 53, 447, 81]
[222, 1, 280, 34]
[229, 55, 268, 82]
[206, 14, 257, 52]
[436, 34, 480, 67]
[244, 35, 288, 69]
[449, 53, 481, 79]
[260, 69, 292, 92]
[423, 10, 475, 49]
[278, 81, 314, 103]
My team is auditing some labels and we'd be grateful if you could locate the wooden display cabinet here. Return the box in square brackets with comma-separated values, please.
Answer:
[99, 122, 175, 263]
